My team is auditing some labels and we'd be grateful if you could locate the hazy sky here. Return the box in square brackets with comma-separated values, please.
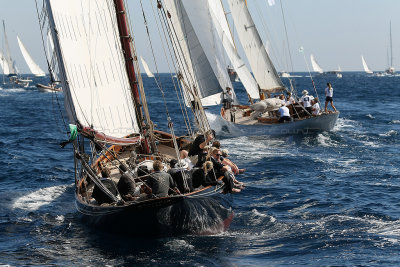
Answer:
[1, 0, 399, 74]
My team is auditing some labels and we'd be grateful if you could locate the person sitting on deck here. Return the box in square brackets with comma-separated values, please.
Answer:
[92, 175, 118, 205]
[179, 149, 194, 170]
[117, 164, 140, 201]
[145, 160, 180, 198]
[312, 98, 321, 116]
[279, 94, 286, 106]
[278, 103, 291, 123]
[188, 130, 215, 165]
[192, 161, 219, 189]
[300, 90, 314, 115]
[168, 159, 193, 193]
[210, 148, 241, 194]
[221, 149, 246, 178]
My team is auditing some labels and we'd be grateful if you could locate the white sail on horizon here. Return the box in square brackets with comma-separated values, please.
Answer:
[140, 56, 155, 78]
[310, 54, 323, 73]
[46, 0, 140, 138]
[2, 21, 17, 75]
[361, 55, 373, 74]
[226, 0, 284, 93]
[17, 36, 46, 77]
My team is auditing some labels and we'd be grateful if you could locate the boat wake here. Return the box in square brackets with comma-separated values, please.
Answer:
[206, 111, 242, 137]
[12, 184, 70, 211]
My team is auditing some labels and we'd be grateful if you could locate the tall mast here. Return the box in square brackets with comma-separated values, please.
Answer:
[113, 0, 144, 129]
[389, 21, 393, 67]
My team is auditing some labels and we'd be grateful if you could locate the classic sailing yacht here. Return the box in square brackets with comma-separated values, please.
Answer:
[36, 0, 235, 235]
[172, 0, 338, 135]
[361, 55, 373, 74]
[16, 36, 46, 77]
[140, 56, 155, 78]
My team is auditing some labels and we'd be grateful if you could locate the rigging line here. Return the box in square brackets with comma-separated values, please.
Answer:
[151, 1, 200, 135]
[279, 0, 294, 73]
[159, 3, 210, 133]
[146, 1, 194, 136]
[300, 49, 321, 110]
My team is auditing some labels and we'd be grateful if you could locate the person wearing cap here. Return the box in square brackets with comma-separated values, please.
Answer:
[312, 98, 321, 116]
[278, 103, 291, 123]
[300, 90, 314, 115]
[324, 82, 337, 113]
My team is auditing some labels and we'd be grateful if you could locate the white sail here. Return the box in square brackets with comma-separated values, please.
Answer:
[226, 0, 284, 93]
[2, 21, 17, 75]
[165, 0, 234, 106]
[46, 0, 140, 138]
[361, 56, 373, 74]
[0, 50, 10, 75]
[17, 36, 46, 77]
[208, 0, 260, 99]
[310, 54, 323, 73]
[140, 56, 154, 78]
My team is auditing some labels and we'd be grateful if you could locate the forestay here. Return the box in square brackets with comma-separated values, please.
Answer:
[208, 0, 260, 99]
[17, 36, 46, 77]
[47, 0, 139, 138]
[226, 0, 284, 93]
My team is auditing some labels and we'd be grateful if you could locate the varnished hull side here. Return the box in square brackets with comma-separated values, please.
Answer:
[76, 186, 233, 236]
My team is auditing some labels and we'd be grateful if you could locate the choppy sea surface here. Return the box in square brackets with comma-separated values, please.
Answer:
[1, 72, 399, 266]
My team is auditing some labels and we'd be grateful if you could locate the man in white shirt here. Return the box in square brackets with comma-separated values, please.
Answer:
[324, 82, 337, 113]
[312, 98, 321, 116]
[300, 90, 314, 115]
[278, 104, 291, 123]
[286, 92, 296, 105]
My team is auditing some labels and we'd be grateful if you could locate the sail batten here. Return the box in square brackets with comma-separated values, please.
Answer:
[47, 0, 139, 138]
[17, 36, 46, 77]
[226, 0, 284, 92]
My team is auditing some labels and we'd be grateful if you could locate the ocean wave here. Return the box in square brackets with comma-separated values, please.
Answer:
[164, 239, 194, 250]
[333, 117, 357, 132]
[316, 133, 340, 147]
[12, 185, 69, 211]
[366, 114, 375, 119]
[390, 120, 400, 124]
[379, 130, 398, 137]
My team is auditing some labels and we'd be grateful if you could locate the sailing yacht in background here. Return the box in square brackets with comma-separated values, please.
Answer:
[140, 56, 154, 78]
[385, 21, 395, 75]
[361, 55, 373, 74]
[17, 36, 46, 77]
[310, 54, 323, 74]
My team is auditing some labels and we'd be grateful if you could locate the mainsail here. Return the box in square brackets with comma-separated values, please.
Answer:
[17, 36, 46, 77]
[208, 0, 260, 99]
[2, 21, 17, 76]
[0, 50, 10, 75]
[310, 54, 323, 73]
[46, 0, 140, 138]
[226, 0, 284, 93]
[140, 56, 154, 78]
[165, 0, 235, 106]
[361, 55, 373, 74]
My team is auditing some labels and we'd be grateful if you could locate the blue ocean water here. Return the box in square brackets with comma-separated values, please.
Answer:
[0, 73, 399, 266]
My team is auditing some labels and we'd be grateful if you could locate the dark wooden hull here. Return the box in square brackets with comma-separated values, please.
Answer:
[76, 186, 233, 236]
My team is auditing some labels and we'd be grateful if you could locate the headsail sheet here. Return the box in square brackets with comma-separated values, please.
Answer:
[47, 0, 140, 138]
[226, 0, 284, 93]
[17, 36, 46, 77]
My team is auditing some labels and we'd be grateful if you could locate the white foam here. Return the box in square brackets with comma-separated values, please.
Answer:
[333, 117, 357, 132]
[12, 185, 69, 211]
[391, 120, 400, 124]
[165, 239, 194, 250]
[366, 114, 375, 119]
[316, 133, 339, 147]
[379, 130, 398, 137]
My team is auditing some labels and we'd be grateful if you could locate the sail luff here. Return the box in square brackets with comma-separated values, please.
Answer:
[226, 0, 284, 93]
[45, 0, 140, 138]
[361, 56, 373, 74]
[310, 54, 323, 73]
[17, 36, 46, 77]
[208, 0, 260, 99]
[2, 21, 17, 75]
[140, 56, 155, 78]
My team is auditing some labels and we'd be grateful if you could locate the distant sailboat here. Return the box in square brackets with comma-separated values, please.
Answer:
[385, 21, 395, 75]
[17, 36, 46, 77]
[310, 54, 323, 74]
[140, 56, 154, 78]
[361, 55, 373, 74]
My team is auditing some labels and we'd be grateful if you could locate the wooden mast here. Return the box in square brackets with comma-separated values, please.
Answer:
[113, 0, 151, 153]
